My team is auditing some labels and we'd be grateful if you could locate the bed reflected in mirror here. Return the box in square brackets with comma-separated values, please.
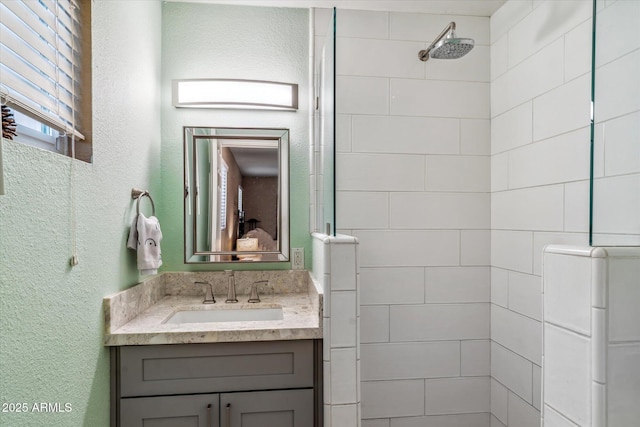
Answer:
[184, 127, 289, 263]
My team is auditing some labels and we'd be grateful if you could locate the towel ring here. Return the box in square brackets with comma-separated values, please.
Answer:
[131, 188, 156, 217]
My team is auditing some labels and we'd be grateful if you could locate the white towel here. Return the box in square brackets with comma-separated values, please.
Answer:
[127, 213, 162, 275]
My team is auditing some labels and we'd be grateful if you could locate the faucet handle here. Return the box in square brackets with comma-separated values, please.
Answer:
[195, 281, 215, 304]
[248, 280, 267, 303]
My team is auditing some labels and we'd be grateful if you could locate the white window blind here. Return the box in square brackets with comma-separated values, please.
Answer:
[220, 160, 228, 230]
[0, 0, 84, 139]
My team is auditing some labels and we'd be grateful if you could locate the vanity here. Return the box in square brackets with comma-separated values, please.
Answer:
[104, 271, 323, 427]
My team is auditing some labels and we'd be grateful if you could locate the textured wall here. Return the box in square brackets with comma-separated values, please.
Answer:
[489, 1, 593, 425]
[160, 2, 310, 271]
[0, 1, 161, 426]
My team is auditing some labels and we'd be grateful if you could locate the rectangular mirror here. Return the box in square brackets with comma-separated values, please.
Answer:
[184, 127, 289, 263]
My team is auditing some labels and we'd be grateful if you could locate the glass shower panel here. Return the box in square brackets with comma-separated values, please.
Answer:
[315, 8, 336, 235]
[590, 0, 640, 246]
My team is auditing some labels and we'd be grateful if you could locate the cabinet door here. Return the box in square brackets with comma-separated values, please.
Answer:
[120, 394, 219, 427]
[221, 389, 313, 427]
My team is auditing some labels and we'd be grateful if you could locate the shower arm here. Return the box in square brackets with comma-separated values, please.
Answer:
[418, 21, 456, 62]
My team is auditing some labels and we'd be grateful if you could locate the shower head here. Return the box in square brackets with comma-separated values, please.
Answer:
[418, 22, 475, 62]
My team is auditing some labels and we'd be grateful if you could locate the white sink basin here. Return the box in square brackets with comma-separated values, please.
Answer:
[164, 307, 284, 324]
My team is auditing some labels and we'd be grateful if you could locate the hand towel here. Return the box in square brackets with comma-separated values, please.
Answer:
[127, 213, 162, 275]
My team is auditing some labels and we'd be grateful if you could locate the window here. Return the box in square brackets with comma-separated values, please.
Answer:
[0, 0, 91, 161]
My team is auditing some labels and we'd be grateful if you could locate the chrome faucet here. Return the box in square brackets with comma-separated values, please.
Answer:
[225, 270, 238, 303]
[248, 280, 267, 303]
[195, 281, 215, 304]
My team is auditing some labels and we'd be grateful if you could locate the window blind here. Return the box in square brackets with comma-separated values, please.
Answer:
[0, 0, 84, 139]
[220, 160, 228, 231]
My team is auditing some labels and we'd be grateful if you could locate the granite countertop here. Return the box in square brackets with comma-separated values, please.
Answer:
[104, 271, 322, 346]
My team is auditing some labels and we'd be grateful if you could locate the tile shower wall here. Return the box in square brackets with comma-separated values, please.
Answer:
[317, 9, 492, 426]
[489, 1, 594, 425]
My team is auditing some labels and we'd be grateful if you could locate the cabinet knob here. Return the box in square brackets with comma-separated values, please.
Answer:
[225, 403, 231, 427]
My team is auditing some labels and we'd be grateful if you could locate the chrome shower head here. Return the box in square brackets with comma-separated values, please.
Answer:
[418, 22, 475, 62]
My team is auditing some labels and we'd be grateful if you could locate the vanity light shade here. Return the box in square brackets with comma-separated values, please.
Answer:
[172, 79, 298, 110]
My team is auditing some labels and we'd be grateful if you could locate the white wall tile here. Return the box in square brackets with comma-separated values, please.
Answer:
[390, 303, 490, 341]
[532, 363, 541, 411]
[390, 192, 490, 229]
[362, 420, 389, 427]
[491, 414, 508, 427]
[354, 230, 460, 267]
[491, 39, 564, 116]
[424, 377, 491, 415]
[337, 191, 389, 230]
[330, 243, 357, 290]
[361, 305, 389, 343]
[508, 271, 542, 321]
[331, 347, 359, 404]
[532, 232, 588, 275]
[391, 413, 491, 427]
[331, 291, 358, 347]
[564, 18, 592, 81]
[491, 34, 509, 80]
[491, 101, 532, 155]
[390, 79, 490, 119]
[425, 267, 490, 303]
[491, 378, 509, 424]
[490, 0, 533, 44]
[543, 253, 592, 336]
[492, 230, 534, 273]
[337, 9, 389, 39]
[608, 343, 640, 425]
[331, 404, 359, 426]
[337, 76, 389, 115]
[461, 119, 490, 155]
[508, 130, 590, 189]
[360, 267, 425, 305]
[337, 153, 425, 191]
[314, 7, 332, 37]
[352, 116, 460, 155]
[426, 156, 490, 192]
[563, 181, 591, 234]
[533, 74, 591, 142]
[336, 114, 352, 153]
[595, 0, 640, 67]
[461, 340, 491, 376]
[492, 185, 564, 232]
[361, 342, 460, 381]
[592, 174, 640, 235]
[543, 404, 581, 427]
[492, 305, 542, 364]
[595, 50, 640, 122]
[543, 324, 591, 426]
[390, 13, 489, 45]
[508, 392, 541, 427]
[491, 268, 509, 307]
[491, 152, 509, 192]
[507, 0, 591, 67]
[361, 380, 425, 419]
[491, 342, 533, 403]
[337, 38, 425, 79]
[461, 230, 491, 266]
[608, 257, 640, 341]
[603, 111, 640, 176]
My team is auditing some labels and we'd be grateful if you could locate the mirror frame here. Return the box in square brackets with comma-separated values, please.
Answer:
[183, 126, 290, 263]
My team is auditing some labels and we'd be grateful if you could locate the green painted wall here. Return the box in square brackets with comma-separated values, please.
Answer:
[160, 2, 311, 271]
[0, 2, 162, 426]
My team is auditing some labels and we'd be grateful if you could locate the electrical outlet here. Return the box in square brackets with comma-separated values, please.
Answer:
[292, 248, 304, 270]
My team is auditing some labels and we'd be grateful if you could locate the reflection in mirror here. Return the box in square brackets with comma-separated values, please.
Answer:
[184, 127, 289, 263]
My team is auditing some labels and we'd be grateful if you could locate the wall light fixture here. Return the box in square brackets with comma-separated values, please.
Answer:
[172, 79, 298, 111]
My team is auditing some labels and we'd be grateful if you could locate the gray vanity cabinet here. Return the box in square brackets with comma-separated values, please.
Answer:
[111, 340, 321, 427]
[120, 394, 220, 427]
